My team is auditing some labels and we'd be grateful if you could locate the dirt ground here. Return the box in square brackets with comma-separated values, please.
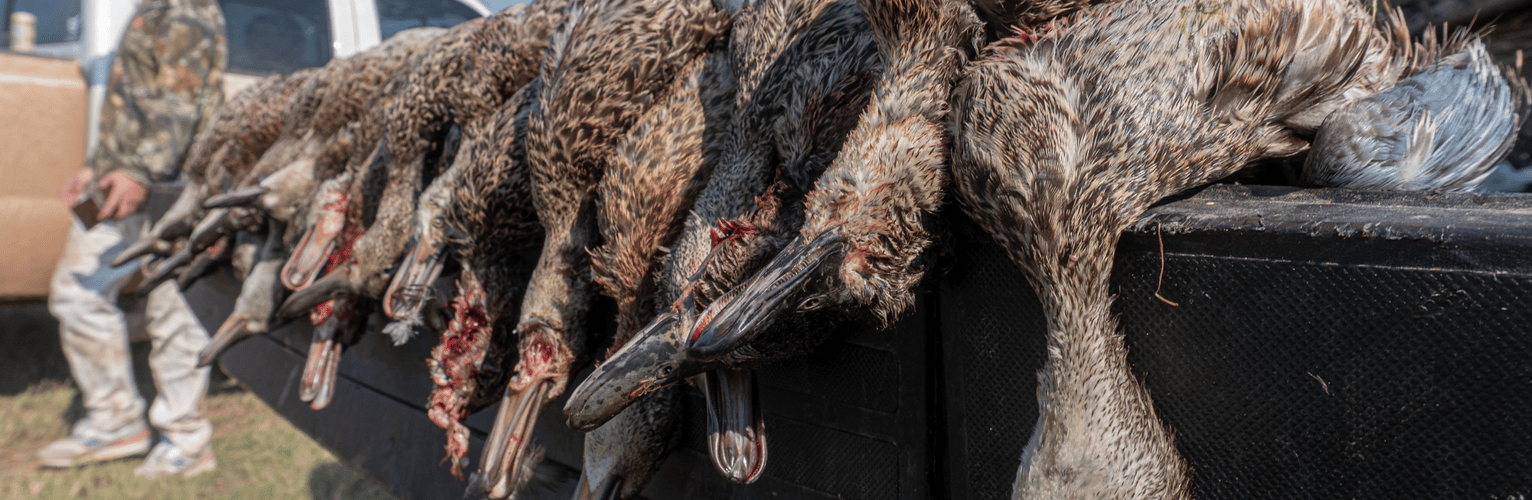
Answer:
[0, 302, 401, 500]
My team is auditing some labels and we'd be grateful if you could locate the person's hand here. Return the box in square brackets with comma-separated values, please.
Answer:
[59, 168, 92, 206]
[96, 171, 147, 220]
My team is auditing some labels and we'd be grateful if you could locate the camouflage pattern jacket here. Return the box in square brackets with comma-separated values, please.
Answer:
[88, 0, 227, 187]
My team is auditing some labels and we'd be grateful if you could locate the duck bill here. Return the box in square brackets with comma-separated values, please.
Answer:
[573, 472, 623, 500]
[112, 235, 174, 268]
[299, 309, 338, 405]
[701, 368, 768, 484]
[383, 239, 447, 320]
[300, 298, 360, 411]
[202, 186, 268, 209]
[478, 375, 555, 498]
[144, 246, 195, 284]
[198, 312, 253, 368]
[688, 231, 844, 356]
[563, 313, 694, 431]
[277, 271, 353, 319]
[177, 236, 231, 290]
[281, 201, 347, 290]
[115, 181, 208, 268]
[186, 208, 232, 251]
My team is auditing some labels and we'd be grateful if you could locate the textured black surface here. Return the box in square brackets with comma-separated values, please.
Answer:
[938, 186, 1532, 500]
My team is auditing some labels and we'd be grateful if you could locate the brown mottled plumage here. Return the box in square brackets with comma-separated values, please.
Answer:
[564, 0, 883, 485]
[948, 1, 1412, 498]
[970, 0, 1113, 41]
[279, 0, 566, 315]
[590, 53, 733, 351]
[187, 31, 446, 365]
[593, 0, 977, 412]
[138, 69, 319, 288]
[274, 7, 567, 419]
[425, 84, 541, 479]
[577, 51, 735, 500]
[207, 27, 445, 224]
[476, 0, 729, 495]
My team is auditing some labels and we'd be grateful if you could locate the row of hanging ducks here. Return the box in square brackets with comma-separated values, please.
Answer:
[120, 0, 1528, 498]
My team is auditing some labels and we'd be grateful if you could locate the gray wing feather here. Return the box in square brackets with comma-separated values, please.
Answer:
[1303, 38, 1528, 192]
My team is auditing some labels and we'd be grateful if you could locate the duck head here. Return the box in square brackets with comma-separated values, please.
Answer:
[573, 384, 681, 500]
[281, 172, 352, 291]
[564, 310, 696, 431]
[478, 317, 580, 499]
[384, 155, 469, 320]
[686, 228, 848, 356]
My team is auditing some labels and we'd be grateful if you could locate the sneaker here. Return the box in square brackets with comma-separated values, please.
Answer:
[36, 419, 152, 468]
[133, 437, 216, 479]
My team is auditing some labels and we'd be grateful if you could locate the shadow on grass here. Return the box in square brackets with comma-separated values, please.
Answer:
[308, 462, 402, 500]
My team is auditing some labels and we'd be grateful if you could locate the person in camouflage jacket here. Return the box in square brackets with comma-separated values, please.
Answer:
[42, 0, 227, 478]
[64, 0, 227, 216]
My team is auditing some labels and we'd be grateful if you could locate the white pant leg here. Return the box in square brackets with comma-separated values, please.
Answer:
[143, 279, 213, 454]
[47, 215, 148, 435]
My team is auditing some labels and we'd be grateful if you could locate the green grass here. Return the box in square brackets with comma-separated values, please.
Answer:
[0, 380, 401, 500]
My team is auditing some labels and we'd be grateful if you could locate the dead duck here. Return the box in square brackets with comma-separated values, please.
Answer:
[284, 125, 463, 413]
[277, 17, 489, 293]
[566, 0, 961, 485]
[138, 65, 331, 285]
[575, 50, 735, 500]
[564, 0, 882, 484]
[278, 1, 567, 307]
[946, 1, 1411, 497]
[428, 84, 543, 480]
[1302, 30, 1531, 191]
[475, 0, 730, 495]
[196, 222, 289, 367]
[377, 144, 471, 344]
[679, 0, 981, 365]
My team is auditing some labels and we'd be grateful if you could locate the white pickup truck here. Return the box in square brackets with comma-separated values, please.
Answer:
[0, 0, 494, 299]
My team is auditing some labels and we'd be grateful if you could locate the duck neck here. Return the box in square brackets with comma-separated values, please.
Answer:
[519, 198, 597, 360]
[1017, 237, 1191, 500]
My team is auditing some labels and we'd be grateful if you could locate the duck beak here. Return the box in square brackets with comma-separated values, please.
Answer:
[112, 235, 174, 267]
[277, 271, 353, 319]
[186, 208, 233, 251]
[299, 298, 361, 411]
[383, 237, 448, 320]
[115, 183, 208, 267]
[202, 186, 268, 209]
[281, 194, 348, 290]
[574, 473, 622, 500]
[478, 374, 555, 498]
[199, 312, 253, 368]
[144, 245, 195, 284]
[688, 231, 844, 356]
[176, 235, 232, 290]
[563, 313, 694, 431]
[701, 368, 767, 484]
[198, 257, 286, 367]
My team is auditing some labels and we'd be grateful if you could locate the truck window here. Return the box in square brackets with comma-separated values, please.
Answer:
[220, 0, 331, 75]
[1, 0, 83, 57]
[376, 0, 479, 40]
